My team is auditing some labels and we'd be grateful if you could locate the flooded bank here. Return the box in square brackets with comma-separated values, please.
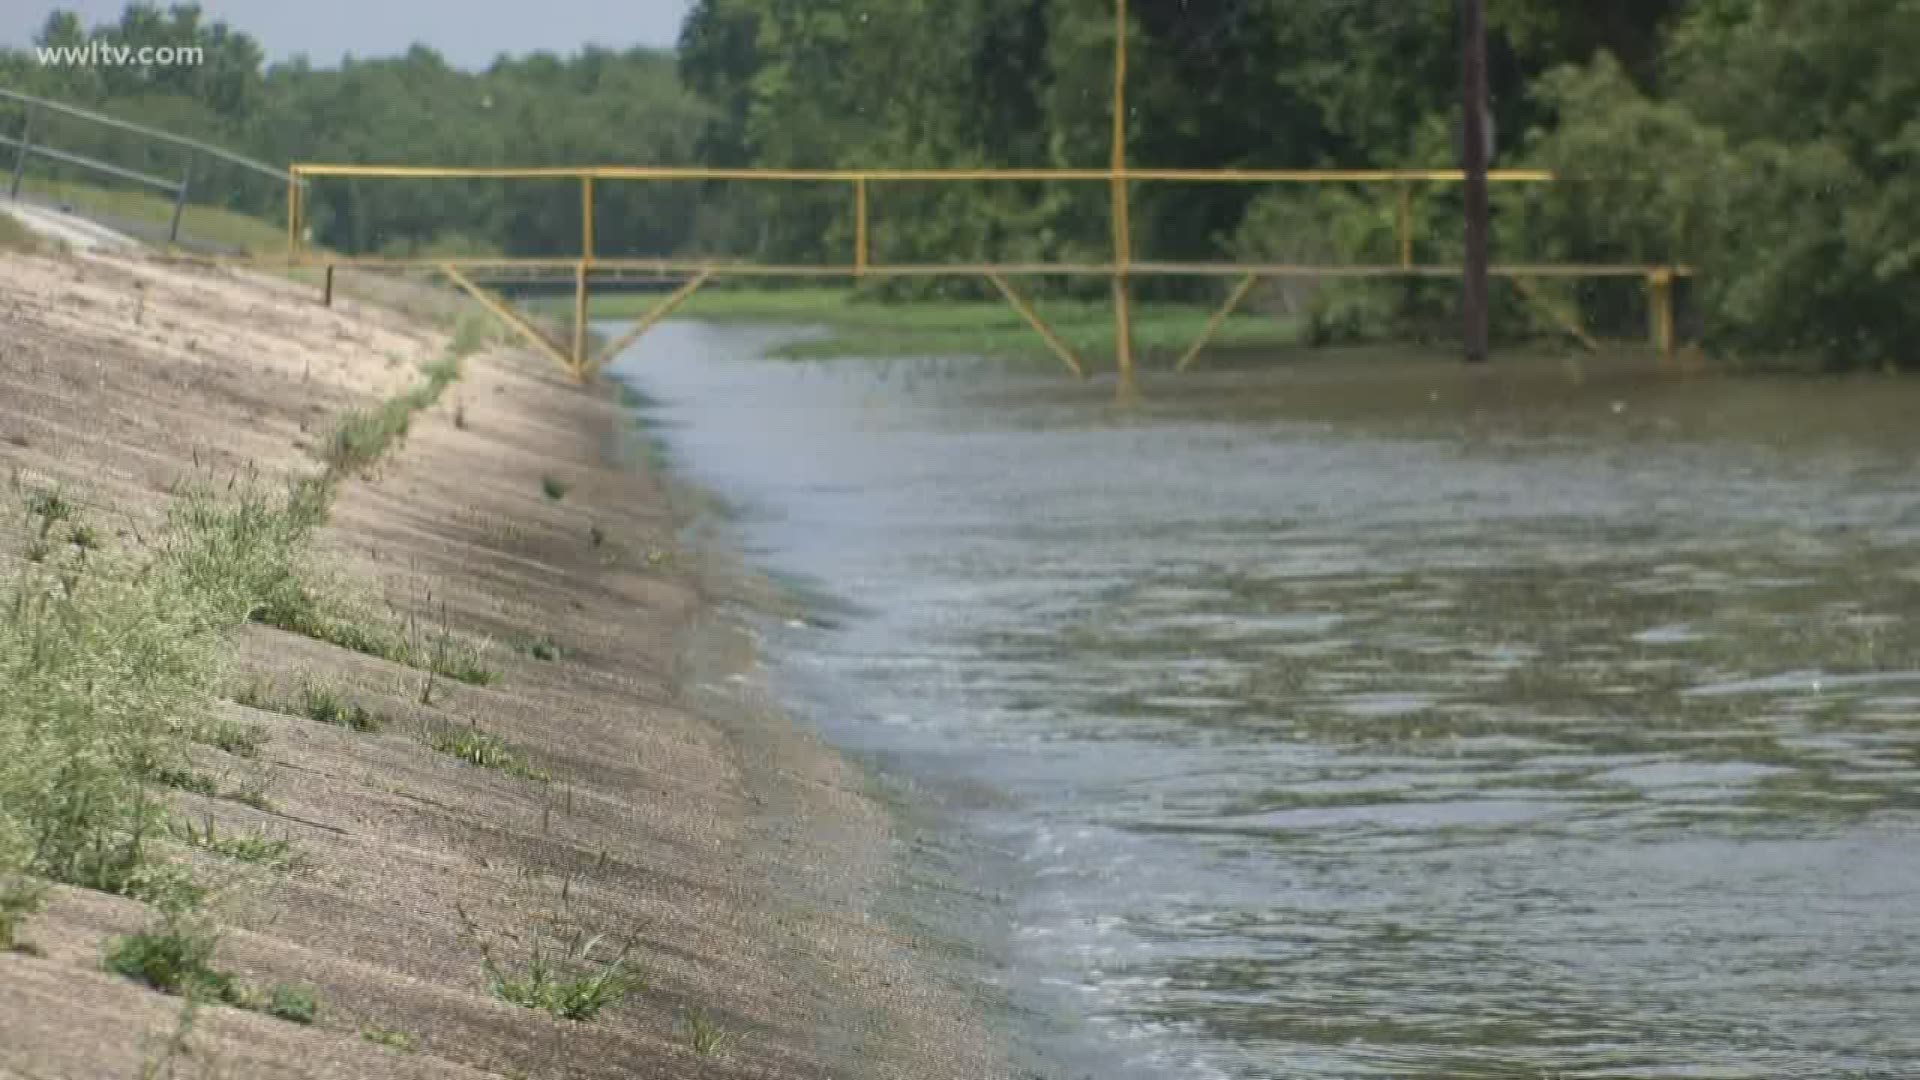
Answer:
[610, 325, 1920, 1079]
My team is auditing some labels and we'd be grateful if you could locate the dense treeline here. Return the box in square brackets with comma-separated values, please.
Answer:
[679, 0, 1920, 364]
[3, 2, 1917, 366]
[0, 5, 709, 258]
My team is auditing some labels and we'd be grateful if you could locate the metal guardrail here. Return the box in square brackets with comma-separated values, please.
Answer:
[0, 86, 293, 244]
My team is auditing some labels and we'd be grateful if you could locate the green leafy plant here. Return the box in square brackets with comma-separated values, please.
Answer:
[456, 906, 641, 1022]
[425, 726, 549, 782]
[105, 917, 244, 1004]
[681, 1006, 733, 1056]
[361, 1026, 414, 1051]
[0, 875, 47, 953]
[298, 684, 385, 732]
[264, 984, 317, 1024]
[172, 814, 303, 871]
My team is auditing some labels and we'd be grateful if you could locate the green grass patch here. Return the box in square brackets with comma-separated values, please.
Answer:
[0, 210, 43, 254]
[541, 475, 570, 502]
[425, 725, 548, 782]
[511, 635, 564, 662]
[150, 765, 217, 796]
[180, 715, 268, 759]
[0, 876, 46, 953]
[361, 1026, 414, 1051]
[16, 175, 287, 255]
[681, 1006, 733, 1056]
[171, 814, 303, 871]
[320, 355, 463, 479]
[265, 983, 318, 1024]
[324, 398, 417, 477]
[0, 474, 321, 910]
[297, 684, 387, 733]
[584, 285, 1296, 363]
[457, 906, 640, 1022]
[104, 917, 244, 1004]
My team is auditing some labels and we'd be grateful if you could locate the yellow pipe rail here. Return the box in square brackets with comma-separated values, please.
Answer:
[590, 269, 714, 372]
[581, 176, 595, 265]
[987, 272, 1087, 378]
[275, 153, 1686, 381]
[1510, 276, 1599, 352]
[1175, 273, 1261, 372]
[439, 263, 576, 373]
[291, 163, 1554, 183]
[245, 255, 1689, 279]
[854, 177, 869, 275]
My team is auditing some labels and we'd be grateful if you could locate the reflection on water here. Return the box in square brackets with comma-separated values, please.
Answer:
[612, 325, 1920, 1079]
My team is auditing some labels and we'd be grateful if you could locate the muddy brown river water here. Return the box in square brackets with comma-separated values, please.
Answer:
[612, 324, 1920, 1079]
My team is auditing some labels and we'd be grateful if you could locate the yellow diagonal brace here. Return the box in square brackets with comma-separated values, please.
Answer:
[439, 264, 575, 373]
[1511, 276, 1598, 352]
[590, 270, 714, 373]
[986, 273, 1086, 379]
[1175, 273, 1260, 372]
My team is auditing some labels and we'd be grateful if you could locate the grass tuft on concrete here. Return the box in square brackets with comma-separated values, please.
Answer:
[171, 814, 303, 871]
[457, 905, 641, 1022]
[104, 915, 244, 1004]
[425, 725, 549, 782]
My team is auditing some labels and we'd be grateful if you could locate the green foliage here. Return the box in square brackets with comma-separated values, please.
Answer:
[513, 635, 563, 662]
[171, 814, 303, 871]
[681, 1006, 733, 1055]
[457, 906, 641, 1022]
[265, 983, 318, 1024]
[10, 1, 1915, 364]
[0, 875, 47, 952]
[180, 715, 268, 758]
[297, 684, 386, 733]
[1523, 1, 1920, 367]
[105, 916, 244, 1004]
[0, 211, 42, 254]
[322, 350, 460, 478]
[540, 476, 570, 502]
[425, 726, 549, 783]
[0, 472, 328, 913]
[360, 1026, 414, 1051]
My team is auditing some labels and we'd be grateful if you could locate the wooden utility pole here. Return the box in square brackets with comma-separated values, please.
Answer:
[1460, 0, 1491, 363]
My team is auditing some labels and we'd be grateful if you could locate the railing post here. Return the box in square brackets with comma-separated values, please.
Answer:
[1396, 181, 1413, 269]
[285, 171, 300, 263]
[9, 103, 36, 200]
[1649, 267, 1675, 364]
[167, 153, 193, 245]
[854, 176, 869, 276]
[580, 174, 595, 265]
[572, 259, 590, 379]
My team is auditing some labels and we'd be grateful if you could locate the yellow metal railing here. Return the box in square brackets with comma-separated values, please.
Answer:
[276, 162, 1670, 384]
[268, 4, 1686, 388]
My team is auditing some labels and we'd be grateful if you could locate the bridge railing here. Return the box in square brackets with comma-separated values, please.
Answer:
[283, 162, 1691, 383]
[0, 86, 294, 246]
